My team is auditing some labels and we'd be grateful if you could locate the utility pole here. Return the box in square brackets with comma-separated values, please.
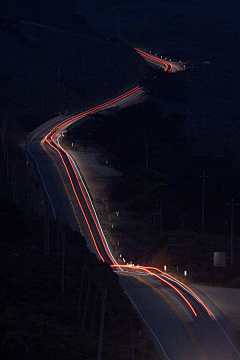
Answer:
[11, 160, 16, 203]
[38, 180, 42, 217]
[44, 201, 50, 255]
[57, 60, 61, 86]
[81, 275, 91, 332]
[40, 95, 43, 114]
[199, 171, 208, 234]
[145, 141, 148, 170]
[159, 200, 163, 236]
[6, 150, 9, 182]
[61, 233, 66, 293]
[82, 52, 85, 75]
[227, 199, 238, 266]
[129, 317, 135, 360]
[12, 172, 17, 204]
[90, 286, 98, 337]
[1, 116, 7, 148]
[11, 160, 16, 188]
[178, 211, 187, 231]
[97, 289, 107, 360]
[56, 211, 60, 257]
[77, 250, 87, 318]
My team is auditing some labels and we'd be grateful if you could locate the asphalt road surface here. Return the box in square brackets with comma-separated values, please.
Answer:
[26, 79, 240, 360]
[118, 270, 240, 360]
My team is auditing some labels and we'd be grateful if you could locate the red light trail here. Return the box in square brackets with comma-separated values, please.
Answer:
[134, 48, 173, 72]
[44, 85, 143, 265]
[42, 79, 210, 318]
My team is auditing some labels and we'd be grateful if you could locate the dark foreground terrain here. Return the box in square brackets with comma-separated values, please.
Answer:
[0, 120, 158, 359]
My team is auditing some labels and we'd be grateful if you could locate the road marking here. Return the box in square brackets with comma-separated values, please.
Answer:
[210, 312, 240, 358]
[124, 289, 171, 360]
[40, 138, 84, 237]
[26, 141, 56, 219]
[122, 273, 207, 360]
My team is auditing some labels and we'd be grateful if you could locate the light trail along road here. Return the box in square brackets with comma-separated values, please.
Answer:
[27, 52, 240, 359]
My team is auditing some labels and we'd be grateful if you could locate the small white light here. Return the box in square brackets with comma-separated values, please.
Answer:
[184, 270, 187, 277]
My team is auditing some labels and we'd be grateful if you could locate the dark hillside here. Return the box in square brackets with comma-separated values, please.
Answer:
[64, 100, 240, 261]
[0, 117, 158, 359]
[78, 0, 240, 161]
[78, 0, 240, 62]
[1, 0, 97, 36]
[0, 18, 146, 131]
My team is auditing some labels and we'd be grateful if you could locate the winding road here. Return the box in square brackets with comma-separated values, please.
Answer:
[27, 50, 240, 360]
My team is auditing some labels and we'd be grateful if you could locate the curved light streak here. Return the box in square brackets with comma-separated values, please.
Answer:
[135, 48, 173, 72]
[45, 135, 106, 262]
[41, 79, 211, 319]
[44, 86, 143, 265]
[112, 265, 198, 317]
[144, 266, 212, 317]
[53, 135, 118, 264]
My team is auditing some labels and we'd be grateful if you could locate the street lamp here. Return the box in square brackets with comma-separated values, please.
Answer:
[227, 198, 238, 266]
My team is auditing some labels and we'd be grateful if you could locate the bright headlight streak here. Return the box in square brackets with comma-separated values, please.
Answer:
[112, 265, 198, 317]
[43, 85, 204, 311]
[43, 86, 143, 267]
[47, 86, 143, 135]
[49, 88, 143, 265]
[118, 265, 211, 316]
[43, 84, 206, 316]
[45, 135, 105, 262]
[41, 83, 211, 318]
[114, 264, 212, 317]
[55, 135, 119, 266]
[143, 266, 212, 317]
[134, 48, 173, 72]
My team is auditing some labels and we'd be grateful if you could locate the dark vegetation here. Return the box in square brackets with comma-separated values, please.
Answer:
[0, 1, 156, 354]
[66, 100, 240, 235]
[0, 3, 239, 357]
[0, 1, 146, 132]
[0, 118, 158, 359]
[79, 0, 240, 160]
[75, 0, 240, 284]
[1, 0, 98, 36]
[79, 0, 240, 63]
[65, 96, 240, 284]
[0, 203, 156, 359]
[140, 230, 240, 287]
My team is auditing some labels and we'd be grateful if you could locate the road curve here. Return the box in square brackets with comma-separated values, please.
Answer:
[27, 80, 240, 359]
